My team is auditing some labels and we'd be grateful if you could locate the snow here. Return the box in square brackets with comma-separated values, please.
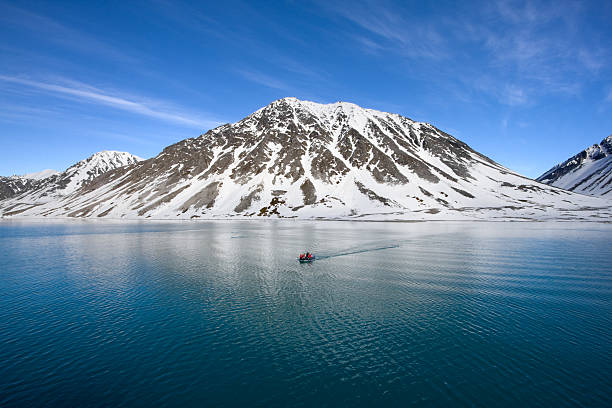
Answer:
[0, 150, 143, 209]
[538, 135, 612, 197]
[1, 99, 611, 221]
[22, 169, 59, 180]
[58, 150, 143, 195]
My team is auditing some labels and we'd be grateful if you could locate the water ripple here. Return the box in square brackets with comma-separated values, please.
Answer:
[0, 221, 610, 407]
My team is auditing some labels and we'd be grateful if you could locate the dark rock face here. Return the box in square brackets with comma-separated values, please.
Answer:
[451, 187, 475, 198]
[337, 129, 409, 184]
[181, 182, 222, 212]
[310, 147, 349, 183]
[419, 187, 433, 197]
[601, 136, 612, 153]
[0, 177, 36, 200]
[367, 121, 439, 183]
[138, 185, 190, 216]
[421, 126, 474, 181]
[234, 184, 263, 213]
[538, 152, 589, 184]
[202, 153, 234, 180]
[355, 181, 396, 206]
[231, 141, 271, 184]
[300, 179, 317, 205]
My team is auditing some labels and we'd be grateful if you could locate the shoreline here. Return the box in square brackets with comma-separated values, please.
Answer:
[1, 216, 611, 224]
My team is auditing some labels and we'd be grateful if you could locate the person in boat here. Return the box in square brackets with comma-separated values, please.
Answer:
[306, 252, 311, 259]
[299, 253, 304, 260]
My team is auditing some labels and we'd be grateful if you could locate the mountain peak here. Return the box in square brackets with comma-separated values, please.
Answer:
[269, 97, 382, 115]
[537, 135, 612, 197]
[69, 150, 143, 171]
[244, 98, 416, 140]
[0, 150, 145, 203]
[85, 150, 144, 162]
[22, 169, 59, 180]
[61, 150, 143, 193]
[601, 134, 612, 149]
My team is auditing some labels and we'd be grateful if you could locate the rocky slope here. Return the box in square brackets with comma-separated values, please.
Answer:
[0, 176, 36, 201]
[0, 151, 142, 216]
[537, 135, 612, 197]
[0, 169, 59, 200]
[1, 98, 610, 220]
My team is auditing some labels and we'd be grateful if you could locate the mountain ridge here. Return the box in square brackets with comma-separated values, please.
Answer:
[537, 135, 612, 197]
[0, 151, 142, 213]
[21, 169, 59, 180]
[1, 98, 610, 221]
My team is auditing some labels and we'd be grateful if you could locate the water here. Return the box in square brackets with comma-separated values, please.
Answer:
[0, 220, 610, 407]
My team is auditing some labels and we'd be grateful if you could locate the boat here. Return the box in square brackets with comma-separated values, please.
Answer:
[298, 254, 315, 263]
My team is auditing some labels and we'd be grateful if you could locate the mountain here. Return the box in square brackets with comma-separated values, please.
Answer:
[0, 151, 142, 216]
[22, 169, 60, 180]
[1, 98, 610, 220]
[537, 135, 612, 197]
[0, 176, 36, 201]
[0, 169, 58, 201]
[45, 150, 143, 196]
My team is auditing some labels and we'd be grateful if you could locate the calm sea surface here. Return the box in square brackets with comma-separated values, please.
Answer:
[0, 220, 610, 407]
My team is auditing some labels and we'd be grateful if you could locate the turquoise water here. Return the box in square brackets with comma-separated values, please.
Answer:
[0, 220, 610, 407]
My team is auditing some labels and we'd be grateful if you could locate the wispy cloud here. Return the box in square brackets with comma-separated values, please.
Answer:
[319, 0, 610, 107]
[493, 0, 560, 24]
[0, 3, 137, 64]
[478, 0, 607, 88]
[502, 85, 529, 106]
[465, 75, 532, 107]
[0, 75, 223, 129]
[322, 0, 447, 59]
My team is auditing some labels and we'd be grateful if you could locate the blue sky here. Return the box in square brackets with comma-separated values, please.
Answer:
[1, 0, 611, 178]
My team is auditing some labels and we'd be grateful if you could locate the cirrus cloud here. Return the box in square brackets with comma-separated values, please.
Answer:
[0, 75, 223, 129]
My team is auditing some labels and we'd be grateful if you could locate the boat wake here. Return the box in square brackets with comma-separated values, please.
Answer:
[315, 242, 400, 260]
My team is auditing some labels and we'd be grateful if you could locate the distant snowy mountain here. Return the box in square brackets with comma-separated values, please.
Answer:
[22, 169, 59, 180]
[0, 176, 35, 201]
[50, 150, 143, 196]
[1, 99, 610, 220]
[0, 151, 142, 215]
[537, 135, 612, 197]
[0, 169, 58, 200]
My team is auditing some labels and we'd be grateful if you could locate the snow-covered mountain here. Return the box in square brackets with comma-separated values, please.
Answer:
[537, 135, 612, 197]
[1, 98, 610, 220]
[22, 169, 60, 180]
[0, 176, 35, 201]
[0, 151, 142, 215]
[0, 169, 58, 200]
[50, 150, 143, 196]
